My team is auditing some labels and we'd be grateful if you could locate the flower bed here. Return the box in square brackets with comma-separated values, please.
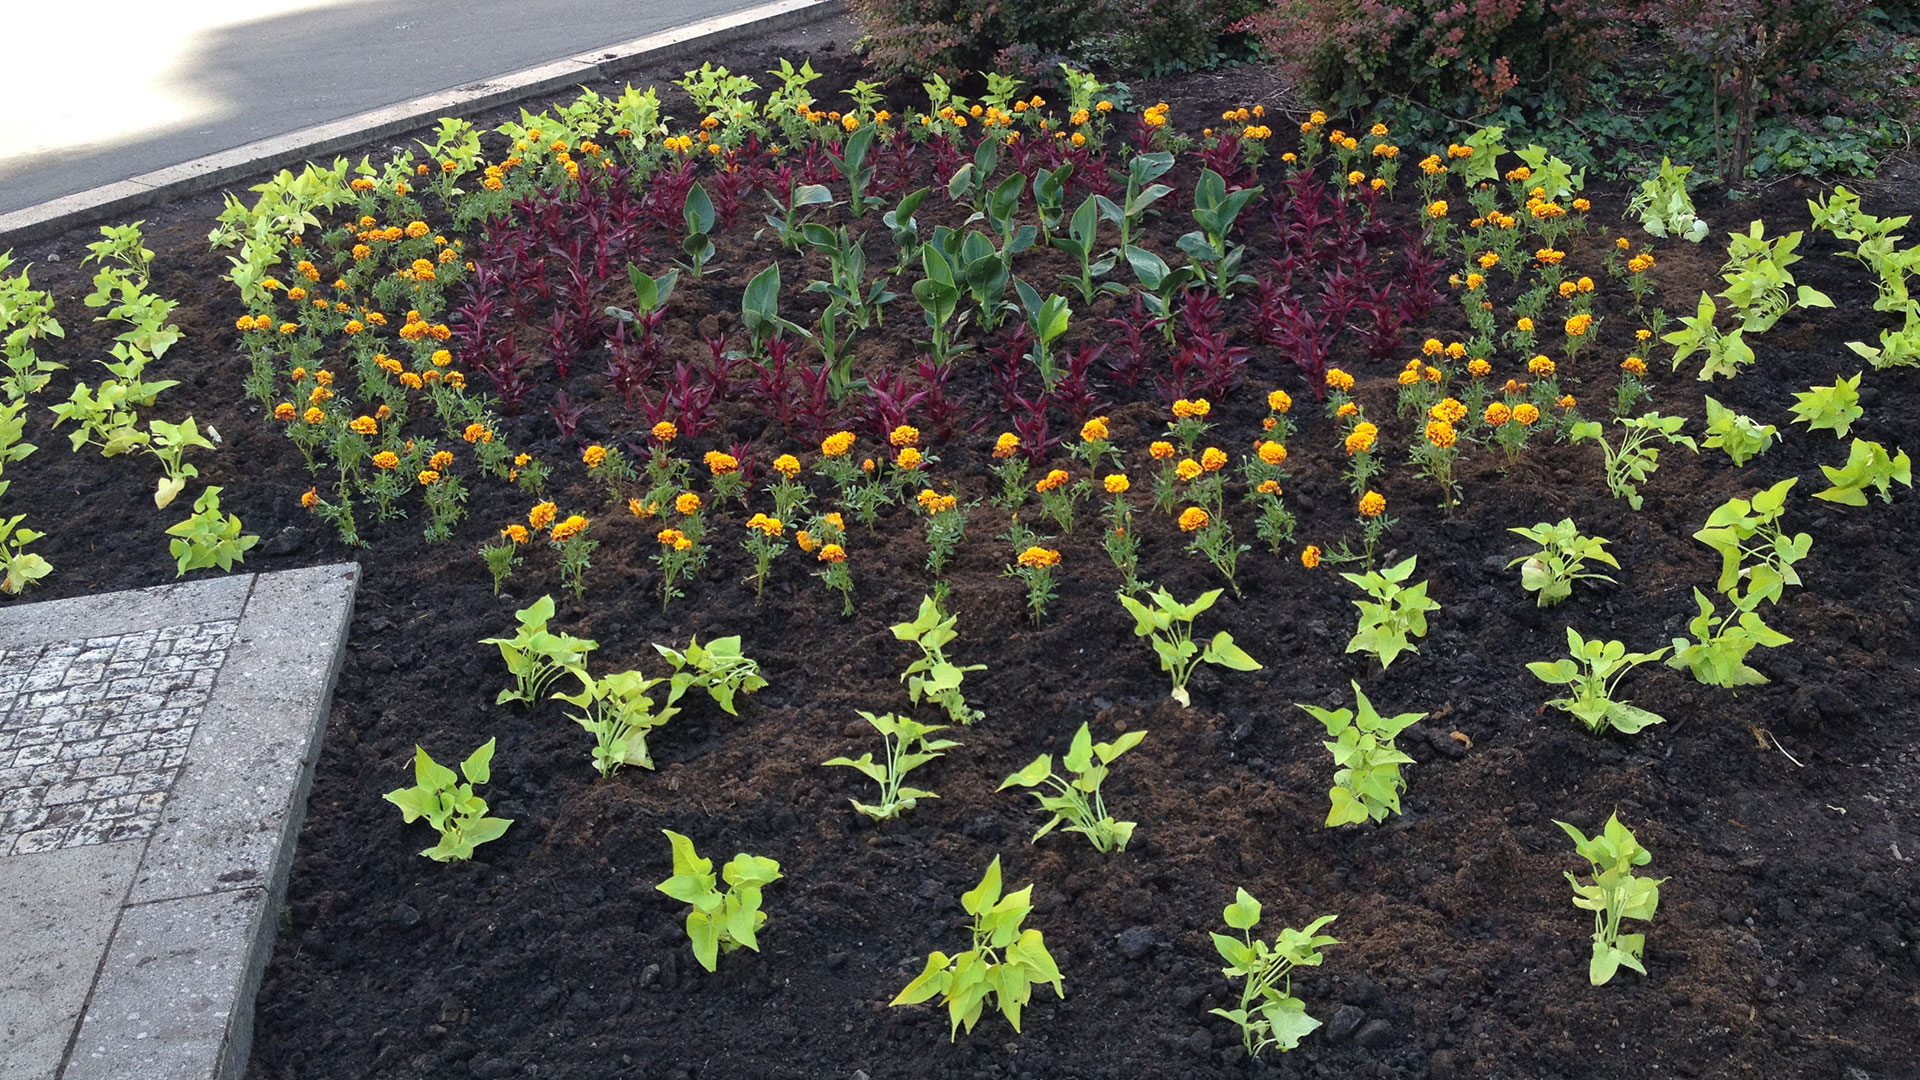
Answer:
[5, 19, 1919, 1080]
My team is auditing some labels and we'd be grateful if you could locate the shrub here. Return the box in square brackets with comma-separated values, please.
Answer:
[852, 0, 1260, 78]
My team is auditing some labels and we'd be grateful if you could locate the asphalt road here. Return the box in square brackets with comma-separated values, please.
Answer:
[0, 0, 776, 217]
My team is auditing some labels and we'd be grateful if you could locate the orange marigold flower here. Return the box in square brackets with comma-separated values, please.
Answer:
[300, 487, 319, 508]
[1104, 473, 1130, 494]
[1175, 458, 1203, 482]
[1257, 441, 1287, 465]
[1345, 423, 1378, 456]
[431, 349, 453, 366]
[821, 431, 855, 456]
[274, 402, 296, 420]
[1017, 546, 1060, 569]
[1149, 441, 1175, 460]
[657, 527, 686, 546]
[1565, 314, 1594, 337]
[303, 406, 325, 424]
[1513, 403, 1541, 426]
[582, 444, 607, 467]
[430, 450, 453, 470]
[1325, 368, 1354, 392]
[1336, 401, 1358, 417]
[1528, 355, 1557, 377]
[349, 415, 378, 435]
[462, 422, 491, 443]
[1425, 420, 1457, 448]
[372, 451, 400, 469]
[1467, 358, 1492, 377]
[1268, 389, 1292, 413]
[1358, 491, 1386, 517]
[675, 492, 702, 514]
[1558, 395, 1577, 410]
[705, 450, 738, 474]
[1257, 479, 1282, 496]
[1478, 252, 1500, 270]
[1171, 397, 1211, 419]
[1081, 416, 1109, 442]
[1621, 356, 1647, 375]
[817, 543, 847, 563]
[652, 421, 679, 443]
[889, 424, 919, 447]
[1430, 398, 1468, 424]
[1201, 446, 1228, 472]
[551, 515, 588, 542]
[746, 513, 783, 536]
[1036, 468, 1071, 493]
[993, 432, 1020, 459]
[530, 502, 558, 530]
[1517, 317, 1536, 332]
[417, 469, 441, 486]
[1301, 544, 1322, 568]
[1178, 506, 1210, 532]
[1398, 368, 1421, 387]
[896, 447, 923, 469]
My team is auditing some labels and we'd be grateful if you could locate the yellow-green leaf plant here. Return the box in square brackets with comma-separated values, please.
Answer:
[553, 668, 682, 776]
[1117, 587, 1261, 707]
[478, 595, 597, 706]
[654, 634, 766, 716]
[891, 856, 1064, 1038]
[1527, 628, 1669, 735]
[383, 738, 513, 862]
[822, 710, 959, 821]
[1507, 518, 1618, 606]
[1210, 891, 1338, 1057]
[1556, 813, 1663, 986]
[891, 594, 986, 724]
[1340, 556, 1439, 670]
[999, 723, 1146, 852]
[1813, 438, 1913, 506]
[1298, 681, 1424, 826]
[655, 830, 782, 973]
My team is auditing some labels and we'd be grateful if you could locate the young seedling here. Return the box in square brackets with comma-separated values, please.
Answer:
[1813, 438, 1913, 506]
[165, 486, 258, 576]
[1507, 519, 1619, 607]
[655, 830, 782, 973]
[1693, 478, 1810, 600]
[553, 668, 682, 776]
[1298, 681, 1424, 826]
[891, 856, 1065, 1038]
[999, 723, 1146, 853]
[823, 710, 959, 821]
[654, 634, 766, 716]
[1556, 813, 1663, 986]
[1117, 587, 1261, 707]
[0, 515, 51, 594]
[1788, 372, 1864, 439]
[1527, 628, 1669, 735]
[479, 595, 597, 706]
[1569, 413, 1697, 510]
[1667, 587, 1793, 688]
[1341, 556, 1439, 669]
[383, 738, 513, 862]
[1210, 891, 1338, 1057]
[891, 594, 986, 725]
[1701, 396, 1777, 466]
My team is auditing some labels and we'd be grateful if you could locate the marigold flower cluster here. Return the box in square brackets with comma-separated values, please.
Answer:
[550, 515, 588, 542]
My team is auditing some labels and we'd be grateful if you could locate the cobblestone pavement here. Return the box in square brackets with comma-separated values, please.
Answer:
[0, 620, 239, 857]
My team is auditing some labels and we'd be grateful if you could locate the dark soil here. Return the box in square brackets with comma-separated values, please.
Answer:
[8, 14, 1920, 1080]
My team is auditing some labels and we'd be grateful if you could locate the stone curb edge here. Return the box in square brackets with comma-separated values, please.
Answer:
[0, 0, 844, 250]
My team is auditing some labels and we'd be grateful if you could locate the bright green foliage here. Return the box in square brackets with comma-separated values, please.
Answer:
[680, 183, 716, 275]
[1210, 892, 1338, 1057]
[1664, 293, 1753, 380]
[891, 857, 1065, 1039]
[1667, 588, 1793, 688]
[1556, 814, 1663, 986]
[1507, 518, 1618, 607]
[1528, 628, 1669, 735]
[1095, 151, 1174, 259]
[1789, 372, 1864, 438]
[1625, 158, 1708, 242]
[1717, 220, 1832, 333]
[0, 253, 66, 399]
[1848, 323, 1920, 369]
[1177, 169, 1263, 297]
[999, 723, 1146, 853]
[383, 739, 513, 862]
[165, 487, 258, 576]
[891, 594, 986, 724]
[147, 416, 217, 509]
[1701, 397, 1777, 466]
[1010, 278, 1071, 390]
[479, 595, 597, 706]
[0, 514, 51, 594]
[1298, 681, 1424, 826]
[553, 669, 682, 776]
[825, 123, 881, 217]
[654, 635, 765, 716]
[1569, 413, 1697, 510]
[655, 830, 782, 973]
[1340, 557, 1439, 670]
[1814, 438, 1913, 506]
[1117, 587, 1261, 706]
[823, 710, 959, 821]
[1694, 479, 1811, 601]
[1051, 195, 1115, 303]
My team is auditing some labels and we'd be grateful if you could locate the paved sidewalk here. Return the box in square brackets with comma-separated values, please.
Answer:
[0, 565, 358, 1080]
[0, 0, 784, 217]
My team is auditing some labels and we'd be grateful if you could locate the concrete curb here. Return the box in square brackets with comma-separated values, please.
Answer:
[0, 564, 359, 1080]
[0, 0, 845, 250]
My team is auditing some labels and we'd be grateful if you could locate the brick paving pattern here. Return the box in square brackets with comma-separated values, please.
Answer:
[0, 620, 238, 856]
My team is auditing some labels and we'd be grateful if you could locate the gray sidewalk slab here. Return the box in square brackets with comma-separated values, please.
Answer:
[0, 564, 358, 1080]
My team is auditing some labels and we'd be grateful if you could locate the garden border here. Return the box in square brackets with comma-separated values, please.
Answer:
[0, 0, 844, 251]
